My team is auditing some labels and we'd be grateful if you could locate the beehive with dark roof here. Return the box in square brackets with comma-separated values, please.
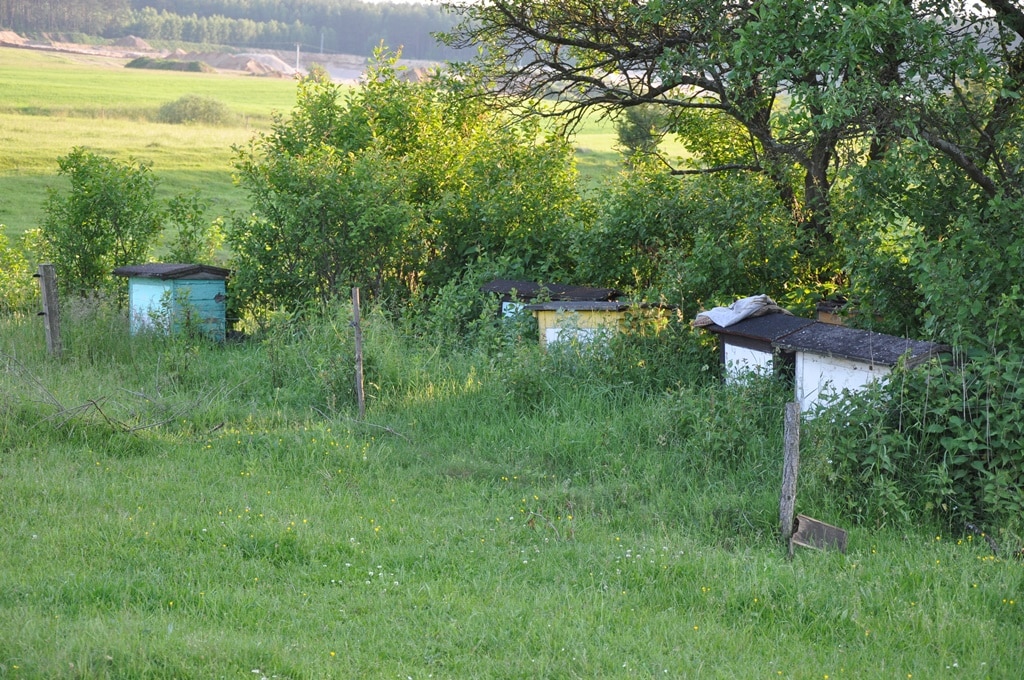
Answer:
[773, 323, 947, 368]
[479, 279, 622, 303]
[113, 263, 230, 341]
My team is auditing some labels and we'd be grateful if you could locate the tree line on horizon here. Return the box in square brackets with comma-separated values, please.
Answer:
[0, 0, 463, 60]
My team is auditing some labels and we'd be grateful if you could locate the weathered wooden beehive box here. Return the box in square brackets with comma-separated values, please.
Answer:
[524, 300, 633, 348]
[113, 263, 230, 341]
[774, 323, 947, 412]
[702, 314, 817, 383]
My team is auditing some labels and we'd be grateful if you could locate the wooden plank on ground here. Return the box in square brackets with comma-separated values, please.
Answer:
[790, 514, 848, 554]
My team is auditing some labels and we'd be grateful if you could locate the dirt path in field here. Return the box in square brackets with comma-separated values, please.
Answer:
[0, 30, 435, 83]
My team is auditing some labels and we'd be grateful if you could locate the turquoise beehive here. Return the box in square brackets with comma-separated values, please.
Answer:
[113, 263, 230, 341]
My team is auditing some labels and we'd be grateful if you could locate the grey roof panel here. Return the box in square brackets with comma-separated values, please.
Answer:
[524, 301, 631, 312]
[774, 322, 948, 366]
[705, 314, 817, 343]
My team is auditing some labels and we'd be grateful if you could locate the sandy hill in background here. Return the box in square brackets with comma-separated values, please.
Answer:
[0, 31, 436, 82]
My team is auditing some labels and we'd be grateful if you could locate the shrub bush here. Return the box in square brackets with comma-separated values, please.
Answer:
[127, 57, 212, 73]
[808, 352, 1024, 533]
[157, 94, 231, 125]
[164, 191, 225, 264]
[576, 164, 801, 315]
[40, 148, 162, 297]
[0, 232, 36, 315]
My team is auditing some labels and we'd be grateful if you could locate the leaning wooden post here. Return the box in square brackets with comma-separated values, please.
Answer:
[36, 263, 63, 358]
[779, 401, 801, 543]
[352, 287, 365, 420]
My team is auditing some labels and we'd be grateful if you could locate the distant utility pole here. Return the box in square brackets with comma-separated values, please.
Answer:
[295, 43, 300, 72]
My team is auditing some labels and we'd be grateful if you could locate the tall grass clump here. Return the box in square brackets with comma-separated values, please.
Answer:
[0, 231, 36, 315]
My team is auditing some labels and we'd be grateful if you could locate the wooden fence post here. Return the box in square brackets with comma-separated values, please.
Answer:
[779, 401, 801, 543]
[352, 287, 365, 420]
[36, 263, 63, 358]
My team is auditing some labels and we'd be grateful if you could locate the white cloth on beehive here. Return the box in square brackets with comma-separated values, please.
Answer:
[693, 294, 790, 328]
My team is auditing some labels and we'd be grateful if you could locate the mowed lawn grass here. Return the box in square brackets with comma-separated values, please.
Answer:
[0, 46, 299, 239]
[1, 307, 1023, 678]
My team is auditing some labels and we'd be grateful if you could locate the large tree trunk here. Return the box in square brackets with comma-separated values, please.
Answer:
[803, 143, 834, 248]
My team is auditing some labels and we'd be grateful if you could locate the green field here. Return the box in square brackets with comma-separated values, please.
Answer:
[0, 46, 299, 240]
[0, 45, 674, 242]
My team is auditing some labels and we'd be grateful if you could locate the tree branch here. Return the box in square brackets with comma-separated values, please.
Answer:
[919, 130, 1000, 198]
[667, 163, 763, 176]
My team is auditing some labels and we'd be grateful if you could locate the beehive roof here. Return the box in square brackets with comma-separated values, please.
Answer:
[113, 264, 230, 280]
[704, 314, 816, 343]
[774, 323, 948, 367]
[523, 301, 632, 312]
[480, 279, 621, 302]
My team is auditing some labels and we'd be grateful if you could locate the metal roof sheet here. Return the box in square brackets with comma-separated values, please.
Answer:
[524, 301, 631, 312]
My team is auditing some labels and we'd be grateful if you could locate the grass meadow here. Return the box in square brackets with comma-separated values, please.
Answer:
[1, 42, 1022, 679]
[1, 302, 1023, 678]
[0, 46, 297, 240]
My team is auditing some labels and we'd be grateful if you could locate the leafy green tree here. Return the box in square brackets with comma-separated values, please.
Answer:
[230, 49, 585, 318]
[230, 63, 420, 314]
[443, 0, 1024, 251]
[615, 104, 669, 164]
[41, 148, 162, 296]
[164, 191, 225, 264]
[576, 161, 799, 315]
[419, 112, 584, 288]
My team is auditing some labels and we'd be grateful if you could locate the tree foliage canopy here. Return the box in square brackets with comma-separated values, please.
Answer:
[229, 50, 585, 318]
[443, 0, 1024, 246]
[40, 148, 162, 297]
